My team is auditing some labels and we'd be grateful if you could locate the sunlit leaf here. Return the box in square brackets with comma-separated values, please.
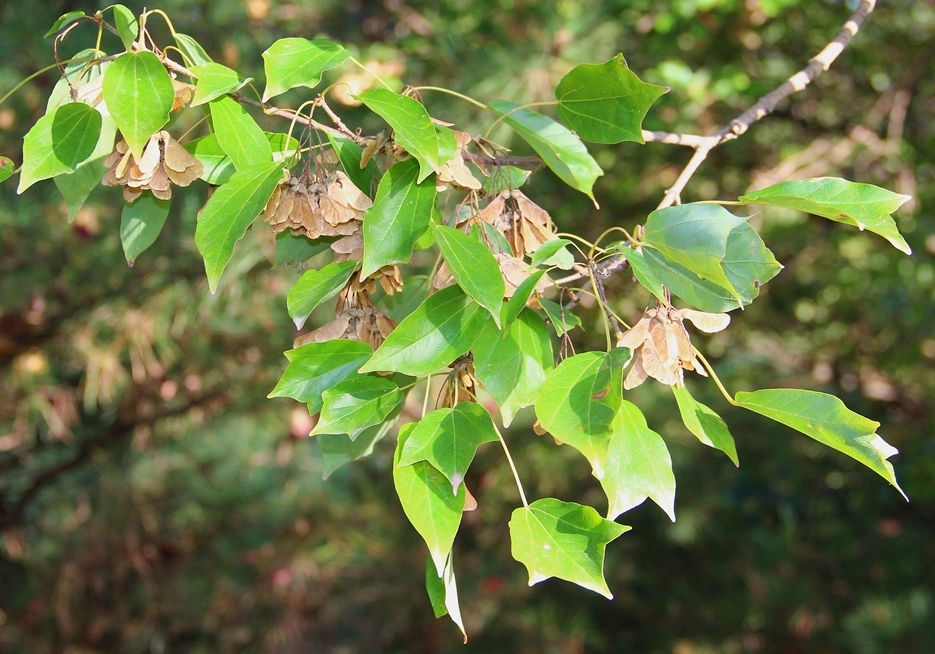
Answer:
[618, 245, 666, 302]
[489, 100, 603, 204]
[360, 158, 436, 278]
[102, 52, 174, 159]
[483, 166, 530, 195]
[183, 132, 294, 185]
[112, 5, 138, 50]
[287, 260, 358, 329]
[358, 89, 444, 183]
[597, 400, 676, 521]
[736, 389, 905, 498]
[174, 33, 213, 67]
[740, 177, 912, 254]
[474, 310, 553, 426]
[501, 269, 546, 331]
[194, 161, 284, 292]
[313, 376, 404, 440]
[209, 96, 272, 170]
[434, 224, 504, 327]
[424, 552, 468, 642]
[44, 11, 85, 37]
[529, 238, 572, 269]
[17, 103, 102, 192]
[539, 298, 582, 336]
[556, 53, 667, 144]
[268, 340, 372, 414]
[672, 385, 738, 465]
[398, 402, 498, 494]
[510, 498, 629, 599]
[191, 62, 250, 106]
[262, 38, 349, 101]
[0, 157, 15, 184]
[120, 192, 170, 264]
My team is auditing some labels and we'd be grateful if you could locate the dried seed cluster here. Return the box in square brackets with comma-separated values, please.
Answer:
[102, 131, 203, 202]
[479, 189, 556, 258]
[262, 170, 372, 239]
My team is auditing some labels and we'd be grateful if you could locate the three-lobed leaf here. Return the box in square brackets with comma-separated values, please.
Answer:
[120, 192, 170, 264]
[556, 53, 667, 144]
[268, 340, 372, 414]
[398, 402, 499, 494]
[736, 389, 904, 497]
[194, 161, 285, 292]
[488, 100, 603, 204]
[740, 177, 911, 254]
[313, 376, 404, 440]
[17, 103, 102, 193]
[287, 260, 358, 329]
[434, 225, 505, 327]
[101, 52, 174, 159]
[510, 498, 629, 599]
[262, 38, 350, 101]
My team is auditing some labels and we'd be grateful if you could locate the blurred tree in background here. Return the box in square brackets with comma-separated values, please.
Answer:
[1, 0, 934, 652]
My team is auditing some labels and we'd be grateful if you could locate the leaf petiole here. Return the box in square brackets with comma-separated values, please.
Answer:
[693, 351, 738, 407]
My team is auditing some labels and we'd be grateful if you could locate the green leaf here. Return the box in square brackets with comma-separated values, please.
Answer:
[273, 231, 334, 268]
[483, 166, 530, 195]
[740, 177, 912, 254]
[268, 340, 372, 414]
[46, 49, 107, 113]
[358, 89, 444, 183]
[287, 260, 358, 329]
[619, 245, 666, 302]
[598, 400, 676, 521]
[534, 351, 623, 473]
[0, 157, 14, 183]
[383, 274, 430, 323]
[312, 376, 404, 440]
[556, 53, 667, 144]
[194, 161, 283, 292]
[326, 133, 381, 195]
[209, 96, 272, 170]
[643, 222, 782, 313]
[501, 269, 546, 331]
[17, 103, 102, 193]
[45, 11, 85, 37]
[360, 158, 436, 278]
[262, 38, 350, 102]
[736, 389, 904, 497]
[398, 402, 499, 494]
[474, 310, 553, 427]
[509, 498, 629, 599]
[528, 239, 572, 269]
[53, 158, 104, 221]
[672, 385, 738, 466]
[642, 203, 749, 304]
[183, 132, 295, 185]
[318, 420, 393, 478]
[120, 192, 170, 264]
[175, 33, 213, 67]
[425, 557, 448, 618]
[538, 298, 582, 336]
[102, 52, 174, 159]
[112, 5, 138, 50]
[360, 286, 490, 376]
[424, 552, 467, 642]
[395, 422, 467, 575]
[434, 225, 505, 327]
[191, 62, 250, 106]
[489, 100, 603, 204]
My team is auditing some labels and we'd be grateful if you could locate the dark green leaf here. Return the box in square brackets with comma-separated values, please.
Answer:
[483, 166, 530, 195]
[360, 286, 490, 377]
[358, 89, 446, 183]
[643, 222, 782, 312]
[597, 400, 676, 521]
[101, 52, 174, 159]
[191, 62, 249, 106]
[209, 96, 272, 170]
[120, 192, 170, 264]
[360, 158, 436, 278]
[17, 103, 102, 192]
[268, 340, 372, 414]
[45, 11, 85, 37]
[54, 158, 104, 221]
[556, 53, 667, 144]
[740, 177, 911, 254]
[273, 232, 334, 268]
[539, 298, 582, 336]
[736, 389, 904, 498]
[474, 310, 553, 426]
[398, 402, 499, 494]
[194, 161, 284, 292]
[326, 133, 380, 195]
[425, 557, 448, 619]
[112, 5, 138, 50]
[395, 422, 466, 576]
[489, 100, 603, 204]
[174, 33, 213, 67]
[262, 38, 350, 101]
[510, 498, 629, 599]
[312, 376, 404, 440]
[318, 421, 393, 478]
[287, 260, 358, 329]
[618, 245, 666, 302]
[501, 269, 546, 331]
[434, 224, 505, 327]
[672, 385, 738, 466]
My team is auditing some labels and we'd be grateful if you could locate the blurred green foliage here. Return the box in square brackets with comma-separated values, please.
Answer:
[2, 0, 934, 652]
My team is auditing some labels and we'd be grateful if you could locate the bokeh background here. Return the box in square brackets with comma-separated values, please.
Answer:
[2, 1, 934, 652]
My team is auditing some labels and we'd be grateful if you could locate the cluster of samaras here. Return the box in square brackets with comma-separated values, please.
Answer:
[102, 131, 202, 202]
